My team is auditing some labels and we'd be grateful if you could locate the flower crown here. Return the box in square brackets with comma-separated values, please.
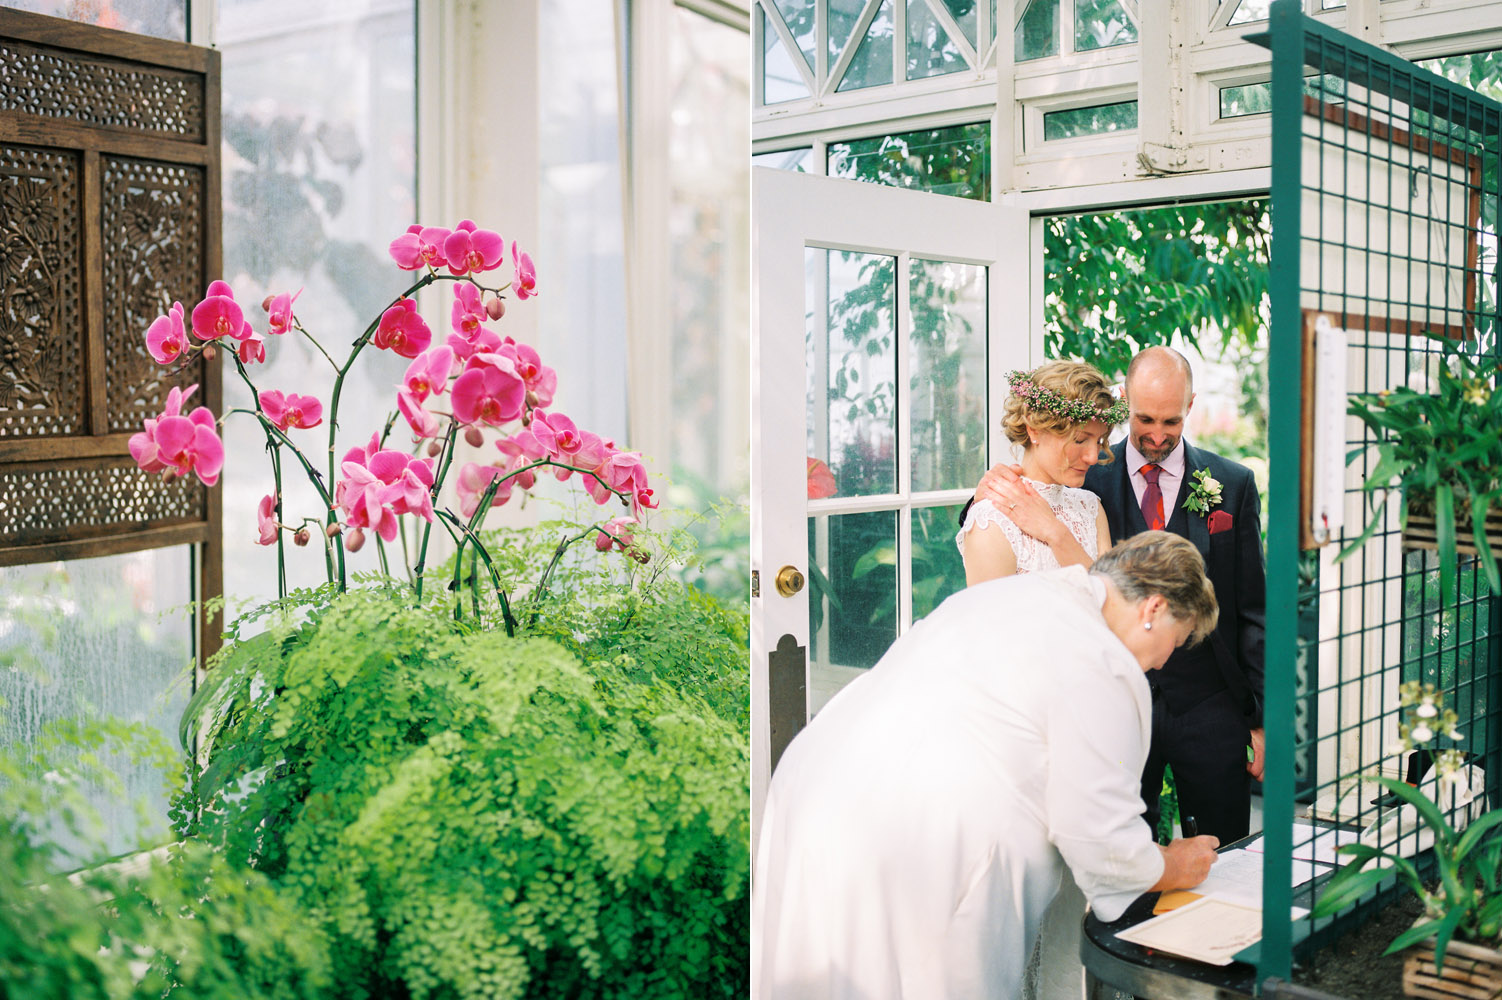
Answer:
[1007, 368, 1128, 425]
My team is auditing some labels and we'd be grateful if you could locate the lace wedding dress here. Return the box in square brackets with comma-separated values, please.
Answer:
[956, 478, 1114, 1000]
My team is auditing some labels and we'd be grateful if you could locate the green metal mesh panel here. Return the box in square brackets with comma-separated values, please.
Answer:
[1261, 0, 1502, 980]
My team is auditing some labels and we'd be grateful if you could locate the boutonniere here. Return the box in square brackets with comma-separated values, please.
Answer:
[1184, 468, 1224, 516]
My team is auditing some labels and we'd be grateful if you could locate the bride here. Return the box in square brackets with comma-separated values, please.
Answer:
[956, 360, 1129, 1000]
[957, 360, 1125, 583]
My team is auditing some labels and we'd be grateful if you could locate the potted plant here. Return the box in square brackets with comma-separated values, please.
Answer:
[1341, 338, 1502, 606]
[1313, 683, 1502, 999]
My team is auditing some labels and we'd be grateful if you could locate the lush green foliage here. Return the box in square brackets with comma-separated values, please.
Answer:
[180, 525, 749, 1000]
[1342, 338, 1502, 605]
[0, 720, 330, 1000]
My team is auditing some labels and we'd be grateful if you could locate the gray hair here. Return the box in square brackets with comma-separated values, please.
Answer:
[1091, 531, 1218, 645]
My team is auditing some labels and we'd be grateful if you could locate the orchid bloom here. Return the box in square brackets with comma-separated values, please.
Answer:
[397, 390, 441, 440]
[128, 383, 224, 486]
[335, 439, 436, 541]
[446, 328, 503, 367]
[237, 330, 266, 365]
[259, 389, 324, 431]
[512, 242, 537, 300]
[456, 461, 517, 519]
[451, 282, 488, 340]
[499, 342, 556, 407]
[594, 516, 637, 552]
[451, 353, 526, 427]
[264, 288, 301, 335]
[443, 221, 505, 276]
[373, 298, 432, 358]
[402, 346, 454, 403]
[145, 302, 187, 364]
[256, 493, 279, 545]
[388, 224, 452, 271]
[190, 280, 253, 342]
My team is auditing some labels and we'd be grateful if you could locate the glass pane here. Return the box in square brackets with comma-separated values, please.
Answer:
[1322, 0, 1346, 8]
[763, 8, 813, 102]
[836, 0, 895, 92]
[940, 0, 978, 50]
[907, 0, 967, 80]
[770, 0, 817, 76]
[807, 248, 897, 497]
[1043, 100, 1139, 140]
[829, 0, 866, 71]
[541, 0, 629, 447]
[1075, 0, 1137, 51]
[1, 0, 186, 40]
[808, 510, 899, 670]
[753, 147, 814, 171]
[910, 259, 987, 492]
[1220, 82, 1272, 118]
[0, 547, 192, 863]
[987, 0, 998, 54]
[912, 505, 969, 620]
[1015, 0, 1060, 62]
[217, 0, 416, 609]
[1228, 0, 1272, 25]
[667, 7, 750, 499]
[827, 122, 991, 201]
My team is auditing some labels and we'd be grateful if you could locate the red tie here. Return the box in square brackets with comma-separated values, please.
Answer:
[1141, 463, 1165, 531]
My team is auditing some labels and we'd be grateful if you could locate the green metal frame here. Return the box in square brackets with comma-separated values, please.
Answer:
[1259, 0, 1502, 984]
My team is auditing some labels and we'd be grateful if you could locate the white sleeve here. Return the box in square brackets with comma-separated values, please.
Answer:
[1042, 658, 1164, 922]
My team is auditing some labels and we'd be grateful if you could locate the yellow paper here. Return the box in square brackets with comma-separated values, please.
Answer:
[1153, 890, 1202, 914]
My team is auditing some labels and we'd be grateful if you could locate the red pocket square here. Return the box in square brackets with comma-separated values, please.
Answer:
[1208, 510, 1233, 535]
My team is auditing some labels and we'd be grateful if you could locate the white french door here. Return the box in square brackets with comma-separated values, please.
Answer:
[750, 167, 1033, 826]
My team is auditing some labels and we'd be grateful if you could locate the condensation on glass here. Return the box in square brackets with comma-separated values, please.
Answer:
[214, 0, 416, 613]
[0, 547, 192, 862]
[0, 0, 186, 40]
[827, 121, 991, 200]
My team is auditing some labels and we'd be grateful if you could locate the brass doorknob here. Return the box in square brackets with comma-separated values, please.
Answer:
[775, 565, 805, 597]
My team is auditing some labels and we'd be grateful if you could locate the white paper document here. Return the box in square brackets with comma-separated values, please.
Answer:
[1243, 822, 1360, 865]
[1117, 896, 1264, 966]
[1190, 848, 1328, 909]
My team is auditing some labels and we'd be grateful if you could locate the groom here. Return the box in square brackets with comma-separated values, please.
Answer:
[963, 346, 1266, 844]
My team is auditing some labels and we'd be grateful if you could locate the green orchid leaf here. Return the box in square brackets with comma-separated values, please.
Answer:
[1312, 864, 1394, 917]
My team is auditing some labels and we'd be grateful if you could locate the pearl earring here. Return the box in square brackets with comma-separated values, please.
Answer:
[1143, 622, 1153, 631]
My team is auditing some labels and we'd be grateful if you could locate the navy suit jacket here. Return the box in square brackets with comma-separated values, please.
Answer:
[1086, 440, 1266, 727]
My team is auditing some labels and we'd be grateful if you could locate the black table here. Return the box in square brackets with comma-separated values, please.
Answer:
[1081, 888, 1258, 1000]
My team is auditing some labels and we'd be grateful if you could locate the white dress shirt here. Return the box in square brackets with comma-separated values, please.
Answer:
[1125, 438, 1186, 518]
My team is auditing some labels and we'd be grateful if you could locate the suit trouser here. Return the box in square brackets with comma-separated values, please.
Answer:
[1139, 688, 1252, 845]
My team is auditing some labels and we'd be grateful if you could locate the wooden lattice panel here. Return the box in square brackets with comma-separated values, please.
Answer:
[0, 36, 204, 141]
[103, 155, 205, 433]
[0, 144, 83, 437]
[0, 8, 221, 653]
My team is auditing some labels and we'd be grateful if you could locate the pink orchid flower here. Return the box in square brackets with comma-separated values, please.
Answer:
[190, 280, 252, 342]
[504, 453, 537, 491]
[451, 354, 526, 427]
[259, 390, 324, 431]
[512, 242, 537, 300]
[397, 389, 440, 439]
[497, 342, 555, 407]
[264, 288, 301, 335]
[443, 222, 505, 276]
[807, 457, 837, 499]
[446, 328, 503, 367]
[451, 282, 488, 339]
[256, 493, 279, 545]
[496, 428, 548, 463]
[456, 462, 514, 519]
[388, 224, 452, 270]
[402, 346, 454, 403]
[145, 302, 187, 364]
[534, 411, 582, 460]
[237, 330, 266, 365]
[128, 383, 224, 487]
[373, 298, 432, 358]
[594, 516, 637, 552]
[335, 446, 436, 540]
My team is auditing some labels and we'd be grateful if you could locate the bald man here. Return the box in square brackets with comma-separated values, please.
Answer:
[962, 347, 1267, 844]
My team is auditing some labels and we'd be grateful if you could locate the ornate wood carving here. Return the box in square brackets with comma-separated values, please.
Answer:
[0, 9, 222, 659]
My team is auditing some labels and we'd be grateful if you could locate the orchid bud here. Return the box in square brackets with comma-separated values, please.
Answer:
[345, 527, 366, 552]
[464, 426, 484, 448]
[525, 390, 539, 408]
[630, 549, 650, 565]
[202, 344, 217, 361]
[262, 294, 275, 312]
[293, 528, 310, 547]
[427, 440, 443, 457]
[326, 522, 343, 538]
[485, 295, 505, 320]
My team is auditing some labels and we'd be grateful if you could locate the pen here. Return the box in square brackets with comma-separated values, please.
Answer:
[1183, 815, 1199, 838]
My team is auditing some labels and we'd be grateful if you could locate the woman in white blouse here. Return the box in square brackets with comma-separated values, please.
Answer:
[957, 361, 1126, 585]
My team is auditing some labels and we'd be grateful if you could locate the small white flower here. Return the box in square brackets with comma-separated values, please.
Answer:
[1448, 729, 1464, 741]
[1411, 724, 1434, 743]
[1416, 702, 1438, 719]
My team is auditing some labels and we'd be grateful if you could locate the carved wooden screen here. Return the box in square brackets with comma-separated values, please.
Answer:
[0, 9, 222, 659]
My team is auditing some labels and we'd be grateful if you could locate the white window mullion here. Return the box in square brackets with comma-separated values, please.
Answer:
[753, 0, 766, 106]
[894, 0, 908, 83]
[896, 251, 914, 634]
[816, 0, 828, 93]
